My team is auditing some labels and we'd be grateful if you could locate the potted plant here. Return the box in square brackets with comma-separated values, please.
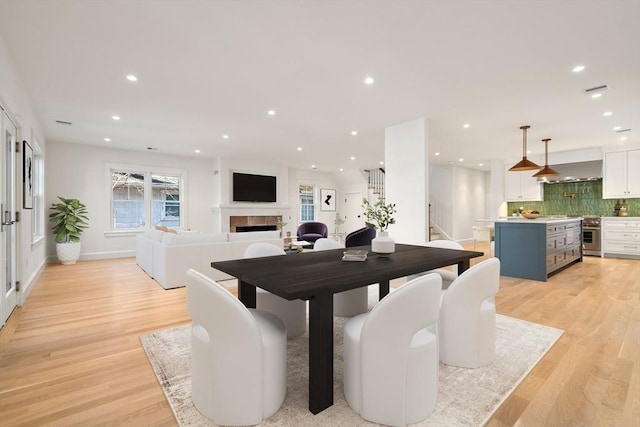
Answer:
[362, 198, 397, 254]
[276, 215, 288, 238]
[49, 196, 89, 265]
[334, 212, 346, 234]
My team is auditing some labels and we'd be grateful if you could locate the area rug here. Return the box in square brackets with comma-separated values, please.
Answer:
[141, 305, 562, 426]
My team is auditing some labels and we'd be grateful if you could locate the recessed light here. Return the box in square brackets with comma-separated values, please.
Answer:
[351, 131, 358, 136]
[435, 152, 440, 156]
[379, 161, 384, 165]
[350, 156, 356, 160]
[620, 136, 628, 141]
[479, 163, 484, 167]
[572, 65, 585, 73]
[222, 134, 229, 139]
[527, 150, 532, 154]
[104, 137, 111, 142]
[311, 164, 316, 169]
[603, 111, 613, 117]
[195, 149, 200, 153]
[112, 115, 120, 120]
[463, 124, 470, 128]
[613, 126, 621, 131]
[591, 93, 602, 99]
[267, 110, 276, 116]
[364, 76, 374, 85]
[339, 168, 344, 172]
[458, 158, 464, 162]
[126, 74, 138, 82]
[297, 147, 302, 151]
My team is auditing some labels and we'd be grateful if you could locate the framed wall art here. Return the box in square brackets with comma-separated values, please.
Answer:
[320, 188, 336, 211]
[23, 140, 33, 209]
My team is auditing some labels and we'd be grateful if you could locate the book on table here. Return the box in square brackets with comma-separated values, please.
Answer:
[342, 249, 368, 262]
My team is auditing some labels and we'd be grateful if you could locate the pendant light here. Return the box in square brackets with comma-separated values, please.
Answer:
[509, 125, 540, 171]
[532, 138, 560, 177]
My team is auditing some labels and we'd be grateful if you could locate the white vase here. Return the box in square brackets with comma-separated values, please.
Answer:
[371, 231, 395, 255]
[56, 242, 81, 265]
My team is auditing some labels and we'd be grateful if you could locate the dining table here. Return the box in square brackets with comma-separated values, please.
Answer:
[211, 243, 484, 414]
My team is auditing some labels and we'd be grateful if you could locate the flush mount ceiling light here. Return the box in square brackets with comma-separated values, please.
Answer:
[532, 138, 560, 178]
[509, 125, 540, 171]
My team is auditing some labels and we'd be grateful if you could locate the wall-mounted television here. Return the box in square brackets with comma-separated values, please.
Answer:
[232, 172, 277, 202]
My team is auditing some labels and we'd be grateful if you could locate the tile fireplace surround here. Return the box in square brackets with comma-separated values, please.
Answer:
[230, 215, 279, 232]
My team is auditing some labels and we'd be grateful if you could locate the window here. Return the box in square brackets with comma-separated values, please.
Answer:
[30, 141, 45, 244]
[299, 184, 315, 222]
[108, 165, 185, 230]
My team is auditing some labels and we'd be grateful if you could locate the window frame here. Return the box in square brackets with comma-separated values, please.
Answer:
[298, 183, 316, 223]
[30, 136, 45, 246]
[105, 163, 187, 235]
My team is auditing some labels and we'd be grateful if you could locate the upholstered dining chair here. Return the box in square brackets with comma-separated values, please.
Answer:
[313, 238, 368, 317]
[296, 221, 328, 243]
[186, 269, 287, 426]
[343, 273, 442, 426]
[344, 226, 376, 247]
[439, 257, 500, 368]
[244, 243, 307, 338]
[407, 239, 464, 290]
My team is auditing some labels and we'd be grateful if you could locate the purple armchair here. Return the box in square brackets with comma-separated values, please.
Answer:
[296, 222, 328, 243]
[345, 227, 377, 247]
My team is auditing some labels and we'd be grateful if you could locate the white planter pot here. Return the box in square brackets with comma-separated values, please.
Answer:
[371, 231, 395, 255]
[56, 242, 81, 265]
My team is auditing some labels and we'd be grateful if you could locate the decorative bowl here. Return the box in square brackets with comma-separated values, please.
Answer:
[521, 213, 541, 219]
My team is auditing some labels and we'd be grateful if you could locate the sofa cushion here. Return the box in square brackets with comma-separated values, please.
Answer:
[228, 230, 280, 242]
[144, 228, 166, 241]
[161, 232, 228, 245]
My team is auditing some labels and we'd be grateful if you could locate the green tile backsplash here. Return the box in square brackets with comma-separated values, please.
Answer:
[507, 180, 639, 217]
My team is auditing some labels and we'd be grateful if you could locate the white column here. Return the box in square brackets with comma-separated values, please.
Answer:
[489, 159, 507, 218]
[384, 118, 429, 244]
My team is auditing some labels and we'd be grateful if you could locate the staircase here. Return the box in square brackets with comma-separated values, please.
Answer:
[365, 168, 385, 200]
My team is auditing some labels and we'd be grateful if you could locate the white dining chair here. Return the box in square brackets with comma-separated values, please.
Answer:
[244, 242, 307, 338]
[343, 273, 442, 426]
[439, 257, 500, 368]
[407, 239, 464, 290]
[186, 269, 287, 425]
[314, 237, 368, 316]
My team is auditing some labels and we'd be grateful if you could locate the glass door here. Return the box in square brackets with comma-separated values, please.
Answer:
[1, 109, 18, 326]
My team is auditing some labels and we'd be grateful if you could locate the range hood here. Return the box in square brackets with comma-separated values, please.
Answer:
[537, 160, 602, 183]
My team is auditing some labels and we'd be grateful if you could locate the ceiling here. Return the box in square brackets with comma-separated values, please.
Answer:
[1, 0, 639, 173]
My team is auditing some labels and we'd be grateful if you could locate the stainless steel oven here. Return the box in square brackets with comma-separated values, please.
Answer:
[582, 216, 601, 256]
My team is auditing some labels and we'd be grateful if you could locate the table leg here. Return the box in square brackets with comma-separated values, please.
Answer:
[379, 280, 390, 300]
[308, 292, 333, 414]
[238, 280, 256, 308]
[458, 259, 471, 273]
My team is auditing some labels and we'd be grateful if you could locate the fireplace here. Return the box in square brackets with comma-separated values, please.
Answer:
[230, 215, 280, 233]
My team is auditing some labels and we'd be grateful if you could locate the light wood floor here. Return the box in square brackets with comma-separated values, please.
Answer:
[0, 244, 638, 426]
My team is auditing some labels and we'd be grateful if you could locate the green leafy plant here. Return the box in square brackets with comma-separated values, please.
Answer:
[362, 198, 396, 232]
[334, 212, 346, 233]
[49, 197, 89, 243]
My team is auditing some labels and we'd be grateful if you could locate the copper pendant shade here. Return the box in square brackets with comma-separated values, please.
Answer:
[509, 125, 540, 171]
[532, 138, 560, 177]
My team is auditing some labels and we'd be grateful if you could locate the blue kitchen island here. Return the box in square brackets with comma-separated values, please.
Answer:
[495, 217, 583, 282]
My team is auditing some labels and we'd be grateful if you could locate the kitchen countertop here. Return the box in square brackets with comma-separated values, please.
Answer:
[496, 217, 583, 224]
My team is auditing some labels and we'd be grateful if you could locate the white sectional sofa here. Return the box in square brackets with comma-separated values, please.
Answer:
[136, 229, 283, 289]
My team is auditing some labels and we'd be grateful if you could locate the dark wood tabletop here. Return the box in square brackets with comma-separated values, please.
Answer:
[211, 243, 483, 414]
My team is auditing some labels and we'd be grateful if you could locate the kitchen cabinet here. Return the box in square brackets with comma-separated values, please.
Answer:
[603, 149, 640, 199]
[504, 167, 544, 201]
[495, 218, 582, 282]
[602, 217, 640, 259]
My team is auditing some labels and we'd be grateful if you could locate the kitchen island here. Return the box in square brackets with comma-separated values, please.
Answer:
[495, 217, 582, 282]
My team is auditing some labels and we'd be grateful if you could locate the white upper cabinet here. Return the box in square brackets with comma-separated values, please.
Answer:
[603, 149, 640, 199]
[504, 167, 543, 201]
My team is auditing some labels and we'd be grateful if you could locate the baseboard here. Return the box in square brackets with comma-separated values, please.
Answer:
[19, 258, 47, 305]
[47, 250, 136, 264]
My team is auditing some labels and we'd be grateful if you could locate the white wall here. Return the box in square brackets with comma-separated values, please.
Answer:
[45, 141, 217, 260]
[429, 164, 454, 238]
[0, 34, 48, 303]
[288, 168, 341, 236]
[452, 166, 487, 241]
